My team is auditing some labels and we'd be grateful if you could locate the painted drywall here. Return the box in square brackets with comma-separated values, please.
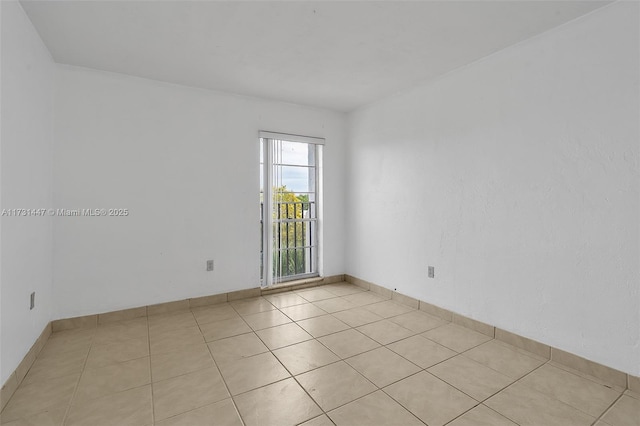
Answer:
[0, 1, 55, 384]
[346, 2, 639, 375]
[53, 65, 347, 319]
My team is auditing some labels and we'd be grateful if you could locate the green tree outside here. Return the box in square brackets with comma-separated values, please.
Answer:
[272, 186, 310, 277]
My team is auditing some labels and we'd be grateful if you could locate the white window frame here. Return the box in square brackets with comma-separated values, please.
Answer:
[260, 131, 324, 287]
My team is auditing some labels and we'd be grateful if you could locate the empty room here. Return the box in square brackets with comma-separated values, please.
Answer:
[1, 0, 638, 425]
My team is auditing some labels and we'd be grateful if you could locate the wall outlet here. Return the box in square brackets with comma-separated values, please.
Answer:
[206, 260, 214, 271]
[428, 266, 435, 278]
[30, 292, 35, 310]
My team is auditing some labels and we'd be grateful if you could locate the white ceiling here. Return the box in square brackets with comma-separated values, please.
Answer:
[21, 0, 611, 112]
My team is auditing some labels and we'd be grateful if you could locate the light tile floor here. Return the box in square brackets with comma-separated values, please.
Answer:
[2, 282, 638, 426]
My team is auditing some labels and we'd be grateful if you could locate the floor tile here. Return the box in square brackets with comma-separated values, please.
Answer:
[6, 285, 628, 426]
[273, 339, 340, 375]
[464, 340, 545, 379]
[217, 352, 290, 395]
[332, 307, 383, 327]
[0, 374, 77, 423]
[297, 315, 350, 338]
[93, 318, 148, 347]
[550, 348, 626, 389]
[427, 355, 513, 401]
[297, 288, 337, 302]
[625, 389, 640, 400]
[323, 283, 365, 297]
[346, 347, 420, 387]
[297, 361, 376, 411]
[384, 371, 477, 426]
[551, 361, 627, 393]
[485, 382, 595, 426]
[150, 343, 214, 382]
[22, 347, 87, 385]
[356, 320, 414, 345]
[600, 394, 640, 426]
[388, 310, 447, 333]
[48, 327, 97, 343]
[191, 304, 239, 325]
[148, 300, 189, 316]
[264, 292, 308, 308]
[148, 310, 197, 332]
[242, 309, 292, 331]
[0, 406, 66, 426]
[149, 325, 204, 354]
[255, 322, 312, 350]
[199, 317, 252, 342]
[362, 300, 414, 318]
[343, 292, 387, 307]
[40, 329, 94, 357]
[230, 297, 275, 315]
[318, 329, 380, 359]
[299, 414, 335, 426]
[312, 298, 356, 313]
[280, 303, 327, 321]
[207, 332, 268, 362]
[447, 404, 517, 426]
[74, 357, 151, 404]
[387, 335, 457, 368]
[421, 323, 491, 352]
[519, 363, 621, 417]
[51, 325, 97, 337]
[85, 337, 149, 369]
[65, 385, 152, 426]
[235, 378, 322, 426]
[104, 311, 144, 334]
[152, 367, 229, 421]
[100, 316, 149, 328]
[328, 390, 423, 426]
[155, 398, 242, 426]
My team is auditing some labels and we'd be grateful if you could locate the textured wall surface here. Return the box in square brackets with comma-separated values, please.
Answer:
[346, 2, 639, 374]
[53, 65, 347, 319]
[1, 1, 55, 384]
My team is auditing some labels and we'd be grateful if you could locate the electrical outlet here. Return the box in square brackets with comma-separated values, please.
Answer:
[206, 260, 214, 271]
[428, 266, 435, 278]
[30, 292, 35, 310]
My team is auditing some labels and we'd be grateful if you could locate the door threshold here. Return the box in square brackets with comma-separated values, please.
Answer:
[262, 276, 324, 294]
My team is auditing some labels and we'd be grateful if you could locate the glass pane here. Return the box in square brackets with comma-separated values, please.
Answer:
[277, 140, 315, 166]
[274, 165, 315, 193]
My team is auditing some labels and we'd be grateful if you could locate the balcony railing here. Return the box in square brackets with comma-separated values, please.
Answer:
[260, 201, 317, 281]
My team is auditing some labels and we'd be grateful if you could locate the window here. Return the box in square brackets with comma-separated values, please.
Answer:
[260, 132, 324, 287]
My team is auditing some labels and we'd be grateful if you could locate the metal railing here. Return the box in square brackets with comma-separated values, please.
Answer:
[260, 201, 317, 281]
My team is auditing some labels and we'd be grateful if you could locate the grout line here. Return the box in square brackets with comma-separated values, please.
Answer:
[60, 328, 97, 425]
[5, 284, 623, 425]
[505, 359, 624, 424]
[200, 311, 247, 426]
[295, 414, 337, 426]
[317, 290, 522, 424]
[377, 370, 432, 425]
[591, 392, 623, 426]
[146, 314, 155, 426]
[0, 287, 439, 424]
[285, 296, 424, 420]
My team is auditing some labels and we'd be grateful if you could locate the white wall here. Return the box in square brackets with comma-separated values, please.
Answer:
[346, 2, 639, 375]
[0, 1, 55, 384]
[53, 65, 346, 319]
